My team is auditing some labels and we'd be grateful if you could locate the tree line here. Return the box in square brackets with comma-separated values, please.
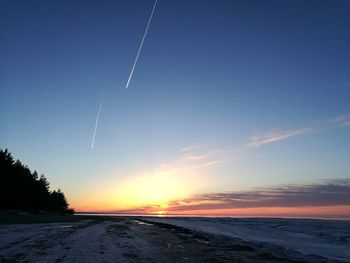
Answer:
[0, 148, 74, 213]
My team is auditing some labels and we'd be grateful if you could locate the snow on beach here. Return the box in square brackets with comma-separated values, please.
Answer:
[145, 217, 350, 262]
[0, 215, 349, 262]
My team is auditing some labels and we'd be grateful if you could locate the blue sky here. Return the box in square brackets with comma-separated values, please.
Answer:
[1, 0, 350, 212]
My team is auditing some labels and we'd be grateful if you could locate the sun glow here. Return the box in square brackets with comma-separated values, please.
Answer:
[91, 170, 191, 211]
[73, 154, 214, 212]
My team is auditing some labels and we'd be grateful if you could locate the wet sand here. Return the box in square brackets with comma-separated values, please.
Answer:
[0, 215, 345, 262]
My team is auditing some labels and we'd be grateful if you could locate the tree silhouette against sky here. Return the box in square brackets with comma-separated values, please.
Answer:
[0, 148, 74, 213]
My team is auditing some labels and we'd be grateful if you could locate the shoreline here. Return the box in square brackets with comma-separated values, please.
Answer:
[1, 212, 349, 226]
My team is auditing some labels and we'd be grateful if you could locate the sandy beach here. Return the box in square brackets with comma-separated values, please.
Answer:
[1, 215, 349, 262]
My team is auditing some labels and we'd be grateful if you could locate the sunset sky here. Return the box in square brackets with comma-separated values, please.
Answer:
[1, 0, 350, 217]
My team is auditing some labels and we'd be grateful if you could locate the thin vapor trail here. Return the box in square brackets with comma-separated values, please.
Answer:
[91, 96, 104, 149]
[125, 0, 158, 89]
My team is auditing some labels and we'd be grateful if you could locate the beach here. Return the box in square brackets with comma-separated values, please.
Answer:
[1, 215, 349, 262]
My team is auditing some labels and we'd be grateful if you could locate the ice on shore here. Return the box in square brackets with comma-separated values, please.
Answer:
[1, 217, 349, 262]
[146, 217, 350, 262]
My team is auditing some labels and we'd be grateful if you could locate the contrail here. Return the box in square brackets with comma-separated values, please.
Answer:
[91, 95, 104, 149]
[125, 0, 158, 89]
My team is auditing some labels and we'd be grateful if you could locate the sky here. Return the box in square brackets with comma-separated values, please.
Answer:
[1, 0, 350, 217]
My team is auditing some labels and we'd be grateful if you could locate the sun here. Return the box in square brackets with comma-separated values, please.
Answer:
[152, 210, 167, 216]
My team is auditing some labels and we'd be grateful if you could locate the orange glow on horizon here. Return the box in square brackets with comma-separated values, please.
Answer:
[73, 170, 197, 212]
[74, 194, 350, 219]
[153, 205, 350, 218]
[67, 161, 350, 219]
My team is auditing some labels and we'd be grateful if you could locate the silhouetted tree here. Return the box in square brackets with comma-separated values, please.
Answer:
[0, 148, 74, 213]
[49, 189, 69, 211]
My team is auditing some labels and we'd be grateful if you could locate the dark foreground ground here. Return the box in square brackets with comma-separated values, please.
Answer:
[0, 214, 347, 263]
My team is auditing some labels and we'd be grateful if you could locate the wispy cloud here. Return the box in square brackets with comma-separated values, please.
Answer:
[180, 144, 207, 152]
[158, 149, 225, 173]
[182, 154, 207, 161]
[173, 114, 350, 171]
[328, 115, 350, 127]
[246, 114, 350, 149]
[247, 128, 312, 148]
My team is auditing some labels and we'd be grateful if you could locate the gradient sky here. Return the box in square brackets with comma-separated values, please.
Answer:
[1, 0, 350, 216]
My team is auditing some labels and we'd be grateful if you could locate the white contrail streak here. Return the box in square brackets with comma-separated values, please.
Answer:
[91, 96, 104, 149]
[125, 0, 158, 89]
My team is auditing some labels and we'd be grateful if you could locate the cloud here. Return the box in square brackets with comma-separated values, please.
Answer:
[158, 114, 350, 182]
[247, 128, 312, 148]
[172, 114, 350, 172]
[185, 159, 227, 170]
[180, 144, 207, 152]
[151, 144, 233, 175]
[164, 179, 350, 212]
[328, 115, 350, 127]
[244, 114, 350, 149]
[160, 150, 227, 173]
[173, 115, 350, 167]
[182, 154, 207, 161]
